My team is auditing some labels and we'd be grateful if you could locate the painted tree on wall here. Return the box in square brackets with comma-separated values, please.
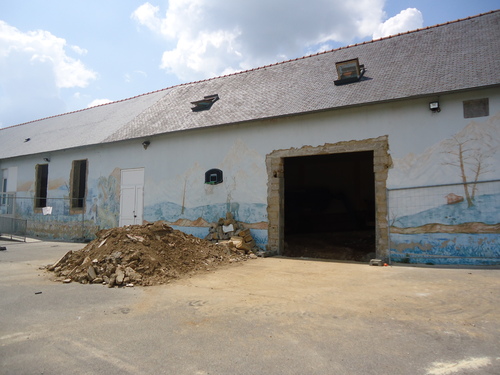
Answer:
[442, 130, 494, 207]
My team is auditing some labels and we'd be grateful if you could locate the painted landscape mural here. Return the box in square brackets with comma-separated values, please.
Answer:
[143, 139, 269, 248]
[388, 112, 500, 264]
[12, 167, 121, 240]
[9, 139, 268, 245]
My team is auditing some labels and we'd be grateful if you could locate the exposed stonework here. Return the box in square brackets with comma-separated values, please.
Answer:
[266, 136, 392, 260]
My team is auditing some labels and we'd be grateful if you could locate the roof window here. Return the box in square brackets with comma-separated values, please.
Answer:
[334, 58, 365, 86]
[191, 94, 219, 111]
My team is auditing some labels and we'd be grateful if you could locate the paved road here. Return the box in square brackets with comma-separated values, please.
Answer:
[1, 239, 500, 375]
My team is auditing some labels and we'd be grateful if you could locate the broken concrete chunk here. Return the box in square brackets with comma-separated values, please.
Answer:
[239, 229, 251, 237]
[369, 259, 384, 266]
[111, 251, 122, 259]
[125, 267, 142, 282]
[115, 267, 125, 285]
[222, 224, 234, 233]
[126, 234, 145, 242]
[79, 275, 89, 284]
[108, 274, 116, 288]
[87, 265, 97, 280]
[48, 250, 73, 271]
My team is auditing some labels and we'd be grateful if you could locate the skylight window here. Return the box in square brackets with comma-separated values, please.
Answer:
[334, 58, 365, 85]
[191, 94, 219, 111]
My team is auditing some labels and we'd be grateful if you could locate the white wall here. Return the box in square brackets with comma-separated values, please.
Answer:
[1, 87, 499, 245]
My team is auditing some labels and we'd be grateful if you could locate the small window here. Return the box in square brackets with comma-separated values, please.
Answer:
[205, 169, 223, 185]
[463, 98, 489, 118]
[191, 94, 219, 111]
[71, 160, 88, 209]
[1, 169, 7, 206]
[334, 58, 365, 85]
[35, 164, 49, 208]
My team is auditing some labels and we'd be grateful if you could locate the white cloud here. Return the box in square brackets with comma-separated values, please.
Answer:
[70, 45, 88, 56]
[131, 2, 162, 33]
[132, 0, 387, 81]
[0, 21, 97, 126]
[373, 8, 423, 39]
[87, 98, 112, 108]
[0, 21, 97, 89]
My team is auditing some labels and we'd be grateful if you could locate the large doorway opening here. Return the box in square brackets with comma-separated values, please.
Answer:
[284, 151, 375, 261]
[266, 136, 390, 261]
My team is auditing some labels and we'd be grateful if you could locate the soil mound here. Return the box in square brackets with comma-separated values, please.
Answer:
[48, 221, 255, 286]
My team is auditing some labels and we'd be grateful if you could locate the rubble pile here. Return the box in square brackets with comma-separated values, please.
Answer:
[47, 220, 255, 287]
[205, 212, 260, 253]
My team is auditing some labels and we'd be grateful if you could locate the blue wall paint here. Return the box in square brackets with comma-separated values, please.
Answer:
[389, 191, 500, 265]
[390, 233, 500, 265]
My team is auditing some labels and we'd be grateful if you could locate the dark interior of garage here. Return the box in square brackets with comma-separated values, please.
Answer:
[283, 151, 376, 261]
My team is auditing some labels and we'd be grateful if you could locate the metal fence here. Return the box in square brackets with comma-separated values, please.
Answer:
[0, 216, 27, 241]
[387, 179, 500, 264]
[0, 195, 98, 241]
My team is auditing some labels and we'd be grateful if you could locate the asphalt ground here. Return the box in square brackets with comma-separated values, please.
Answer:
[1, 238, 500, 375]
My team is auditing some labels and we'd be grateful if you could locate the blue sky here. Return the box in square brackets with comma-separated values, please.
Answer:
[0, 1, 498, 128]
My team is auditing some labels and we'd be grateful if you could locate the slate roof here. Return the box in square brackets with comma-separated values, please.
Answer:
[1, 10, 499, 159]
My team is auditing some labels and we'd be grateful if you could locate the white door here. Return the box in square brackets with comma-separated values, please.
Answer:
[119, 168, 144, 226]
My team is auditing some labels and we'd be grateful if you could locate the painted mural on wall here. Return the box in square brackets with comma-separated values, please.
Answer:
[13, 167, 121, 241]
[143, 139, 268, 247]
[92, 167, 121, 229]
[388, 112, 500, 264]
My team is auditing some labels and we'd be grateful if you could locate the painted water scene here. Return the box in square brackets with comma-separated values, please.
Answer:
[388, 113, 500, 265]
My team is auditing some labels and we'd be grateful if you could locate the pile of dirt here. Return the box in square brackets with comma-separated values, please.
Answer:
[47, 221, 256, 286]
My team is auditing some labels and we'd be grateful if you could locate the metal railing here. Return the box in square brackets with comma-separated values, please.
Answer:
[387, 179, 500, 264]
[0, 216, 27, 241]
[0, 195, 99, 242]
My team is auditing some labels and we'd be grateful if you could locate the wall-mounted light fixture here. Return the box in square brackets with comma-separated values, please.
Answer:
[43, 157, 50, 162]
[142, 140, 150, 150]
[429, 101, 440, 113]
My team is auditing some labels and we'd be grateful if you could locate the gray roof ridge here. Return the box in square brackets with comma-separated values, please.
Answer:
[3, 9, 498, 131]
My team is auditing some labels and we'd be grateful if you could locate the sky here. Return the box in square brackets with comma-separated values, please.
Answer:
[0, 1, 498, 128]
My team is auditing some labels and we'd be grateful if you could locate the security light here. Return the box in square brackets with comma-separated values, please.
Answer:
[429, 101, 440, 112]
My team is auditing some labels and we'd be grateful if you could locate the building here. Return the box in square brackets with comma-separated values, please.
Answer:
[1, 11, 499, 265]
